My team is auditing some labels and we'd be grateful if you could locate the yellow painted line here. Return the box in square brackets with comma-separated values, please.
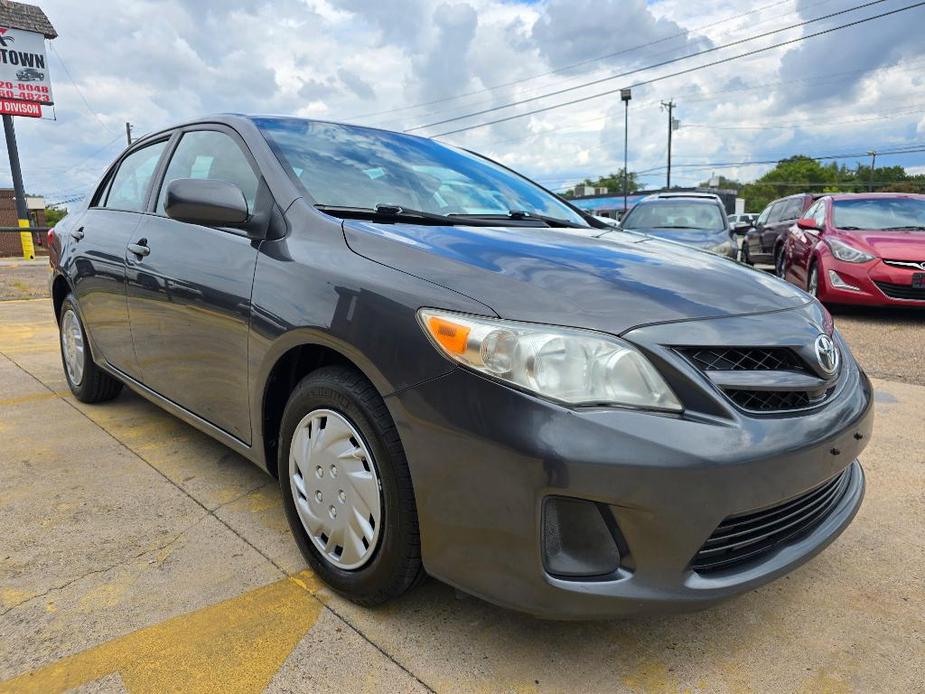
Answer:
[0, 572, 326, 694]
[0, 298, 49, 305]
[0, 391, 68, 407]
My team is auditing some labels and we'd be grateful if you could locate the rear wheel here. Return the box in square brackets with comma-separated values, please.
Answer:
[59, 295, 123, 403]
[278, 366, 424, 606]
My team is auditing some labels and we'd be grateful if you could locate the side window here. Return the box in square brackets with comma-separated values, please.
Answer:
[103, 141, 168, 212]
[756, 205, 772, 226]
[813, 201, 828, 227]
[156, 130, 259, 215]
[781, 198, 803, 221]
[766, 201, 786, 223]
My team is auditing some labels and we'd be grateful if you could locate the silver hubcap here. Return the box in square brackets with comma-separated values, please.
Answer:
[289, 409, 382, 570]
[60, 309, 85, 386]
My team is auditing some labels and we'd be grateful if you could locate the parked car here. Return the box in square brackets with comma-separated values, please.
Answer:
[744, 193, 820, 272]
[729, 213, 758, 229]
[16, 67, 45, 81]
[48, 115, 871, 619]
[619, 192, 742, 258]
[782, 192, 925, 306]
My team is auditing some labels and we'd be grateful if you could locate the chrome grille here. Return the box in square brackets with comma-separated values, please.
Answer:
[691, 468, 852, 573]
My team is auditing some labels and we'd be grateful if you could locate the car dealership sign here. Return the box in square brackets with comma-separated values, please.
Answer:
[0, 26, 53, 111]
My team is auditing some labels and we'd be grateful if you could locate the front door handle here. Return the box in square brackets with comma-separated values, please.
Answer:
[71, 226, 84, 240]
[127, 239, 150, 257]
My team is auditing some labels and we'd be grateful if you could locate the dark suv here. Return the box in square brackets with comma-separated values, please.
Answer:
[47, 116, 870, 619]
[744, 193, 820, 273]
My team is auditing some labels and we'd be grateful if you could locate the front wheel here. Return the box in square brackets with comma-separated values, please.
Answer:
[278, 366, 424, 606]
[59, 294, 123, 403]
[807, 264, 820, 297]
[774, 246, 787, 278]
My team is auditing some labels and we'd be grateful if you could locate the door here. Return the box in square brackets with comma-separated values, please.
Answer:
[125, 127, 263, 442]
[748, 204, 772, 259]
[70, 139, 169, 378]
[790, 200, 827, 287]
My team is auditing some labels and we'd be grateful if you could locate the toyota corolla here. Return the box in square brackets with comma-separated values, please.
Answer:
[48, 115, 871, 619]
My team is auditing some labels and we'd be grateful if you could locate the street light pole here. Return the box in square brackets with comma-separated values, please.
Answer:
[621, 88, 632, 215]
[868, 150, 877, 192]
[661, 99, 676, 190]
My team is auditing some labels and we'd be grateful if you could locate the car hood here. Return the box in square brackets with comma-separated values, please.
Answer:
[343, 221, 811, 333]
[625, 227, 728, 248]
[841, 230, 925, 260]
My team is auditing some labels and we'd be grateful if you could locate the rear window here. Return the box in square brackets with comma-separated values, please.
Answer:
[622, 201, 725, 232]
[780, 198, 804, 221]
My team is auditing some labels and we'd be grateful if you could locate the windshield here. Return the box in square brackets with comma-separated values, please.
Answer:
[254, 118, 587, 226]
[833, 198, 925, 230]
[622, 201, 725, 232]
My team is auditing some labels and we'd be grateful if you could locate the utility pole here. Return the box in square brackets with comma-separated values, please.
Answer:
[125, 122, 133, 146]
[621, 88, 632, 215]
[867, 150, 877, 192]
[661, 99, 676, 190]
[3, 115, 34, 259]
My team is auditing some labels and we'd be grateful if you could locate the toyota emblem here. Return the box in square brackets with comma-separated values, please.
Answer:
[814, 334, 839, 375]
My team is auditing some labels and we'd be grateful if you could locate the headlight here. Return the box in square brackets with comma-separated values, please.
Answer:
[709, 239, 733, 255]
[826, 238, 875, 263]
[418, 309, 682, 411]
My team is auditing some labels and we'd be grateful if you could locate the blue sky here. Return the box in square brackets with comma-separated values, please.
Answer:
[5, 0, 925, 206]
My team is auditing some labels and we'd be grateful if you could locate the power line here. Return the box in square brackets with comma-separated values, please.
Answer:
[407, 0, 895, 134]
[343, 0, 806, 124]
[48, 43, 118, 135]
[531, 145, 925, 190]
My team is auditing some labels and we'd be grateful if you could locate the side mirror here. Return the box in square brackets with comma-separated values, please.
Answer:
[164, 178, 249, 227]
[733, 221, 752, 234]
[796, 217, 820, 232]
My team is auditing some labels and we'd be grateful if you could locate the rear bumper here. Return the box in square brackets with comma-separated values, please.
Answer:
[387, 346, 872, 619]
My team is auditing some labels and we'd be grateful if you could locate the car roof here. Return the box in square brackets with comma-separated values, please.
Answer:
[824, 192, 925, 201]
[643, 192, 722, 202]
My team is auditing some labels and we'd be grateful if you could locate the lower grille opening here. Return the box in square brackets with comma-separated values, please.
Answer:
[691, 468, 852, 573]
[874, 280, 925, 301]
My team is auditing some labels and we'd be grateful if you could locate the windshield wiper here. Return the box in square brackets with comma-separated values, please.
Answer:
[315, 204, 496, 226]
[878, 225, 925, 231]
[449, 210, 585, 228]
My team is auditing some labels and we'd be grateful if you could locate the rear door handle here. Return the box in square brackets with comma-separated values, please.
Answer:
[71, 226, 84, 240]
[127, 239, 150, 257]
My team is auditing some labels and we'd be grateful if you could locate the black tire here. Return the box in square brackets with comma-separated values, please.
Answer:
[807, 264, 820, 297]
[774, 246, 786, 278]
[741, 239, 753, 266]
[58, 294, 123, 403]
[278, 366, 424, 606]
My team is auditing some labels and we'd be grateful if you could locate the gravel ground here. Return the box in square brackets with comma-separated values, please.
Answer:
[0, 259, 49, 300]
[1, 260, 921, 382]
[832, 306, 925, 385]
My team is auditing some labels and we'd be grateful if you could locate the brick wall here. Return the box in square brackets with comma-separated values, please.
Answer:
[0, 189, 48, 257]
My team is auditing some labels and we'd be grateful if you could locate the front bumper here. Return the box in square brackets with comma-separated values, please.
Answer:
[818, 256, 925, 306]
[386, 309, 873, 619]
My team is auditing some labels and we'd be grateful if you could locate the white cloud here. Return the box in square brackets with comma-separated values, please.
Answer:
[5, 0, 924, 207]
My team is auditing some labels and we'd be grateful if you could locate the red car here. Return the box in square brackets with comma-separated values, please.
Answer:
[782, 193, 925, 306]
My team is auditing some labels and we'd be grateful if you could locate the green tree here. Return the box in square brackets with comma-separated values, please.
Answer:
[45, 206, 68, 226]
[565, 168, 639, 197]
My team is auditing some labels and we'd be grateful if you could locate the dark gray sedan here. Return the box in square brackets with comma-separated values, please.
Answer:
[48, 115, 870, 619]
[620, 192, 741, 258]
